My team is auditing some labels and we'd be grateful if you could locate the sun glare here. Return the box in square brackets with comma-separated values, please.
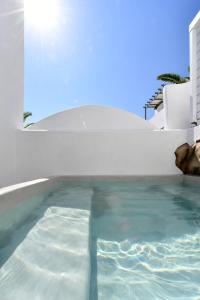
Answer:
[24, 0, 60, 32]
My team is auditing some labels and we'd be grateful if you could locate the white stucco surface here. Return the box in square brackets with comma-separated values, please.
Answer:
[15, 129, 190, 182]
[163, 82, 191, 130]
[29, 105, 155, 131]
[0, 0, 23, 187]
[149, 109, 165, 129]
[193, 124, 200, 141]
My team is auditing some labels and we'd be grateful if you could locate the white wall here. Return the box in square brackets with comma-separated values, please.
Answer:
[193, 125, 200, 141]
[190, 11, 200, 125]
[163, 82, 191, 130]
[149, 109, 165, 129]
[16, 129, 190, 182]
[10, 104, 192, 182]
[0, 0, 24, 187]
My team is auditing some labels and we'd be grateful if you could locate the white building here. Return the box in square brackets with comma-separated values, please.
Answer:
[0, 1, 199, 188]
[150, 11, 200, 136]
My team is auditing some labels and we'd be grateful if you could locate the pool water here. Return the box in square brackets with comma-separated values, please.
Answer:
[90, 178, 200, 299]
[1, 177, 200, 300]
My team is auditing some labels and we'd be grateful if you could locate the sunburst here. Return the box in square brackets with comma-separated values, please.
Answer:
[24, 0, 60, 33]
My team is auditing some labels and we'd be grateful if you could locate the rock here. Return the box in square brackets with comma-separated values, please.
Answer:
[175, 141, 200, 175]
[194, 139, 200, 162]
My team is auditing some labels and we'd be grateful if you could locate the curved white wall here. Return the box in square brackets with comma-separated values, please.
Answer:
[29, 105, 155, 131]
[163, 82, 191, 130]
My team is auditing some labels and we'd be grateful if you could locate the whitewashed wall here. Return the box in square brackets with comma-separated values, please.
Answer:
[0, 0, 24, 187]
[193, 125, 200, 141]
[16, 129, 190, 182]
[163, 82, 191, 130]
[149, 109, 165, 129]
[18, 106, 188, 180]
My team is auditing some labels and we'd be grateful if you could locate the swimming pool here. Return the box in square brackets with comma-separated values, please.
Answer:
[0, 176, 200, 299]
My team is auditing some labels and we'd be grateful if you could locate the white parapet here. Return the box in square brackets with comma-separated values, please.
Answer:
[16, 129, 191, 179]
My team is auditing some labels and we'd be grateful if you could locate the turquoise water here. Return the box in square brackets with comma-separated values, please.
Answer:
[0, 177, 200, 299]
[90, 178, 200, 300]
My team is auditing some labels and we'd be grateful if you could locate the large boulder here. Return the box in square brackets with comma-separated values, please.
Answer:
[175, 140, 200, 175]
[194, 139, 200, 162]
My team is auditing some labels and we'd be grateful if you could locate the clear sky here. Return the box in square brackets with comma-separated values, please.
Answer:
[25, 0, 200, 123]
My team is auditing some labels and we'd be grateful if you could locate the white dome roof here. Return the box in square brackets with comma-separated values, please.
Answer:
[29, 105, 155, 131]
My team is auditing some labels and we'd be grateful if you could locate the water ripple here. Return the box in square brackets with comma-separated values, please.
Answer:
[97, 232, 200, 299]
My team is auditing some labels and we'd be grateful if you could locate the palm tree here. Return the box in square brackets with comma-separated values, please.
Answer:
[157, 73, 190, 84]
[23, 112, 34, 128]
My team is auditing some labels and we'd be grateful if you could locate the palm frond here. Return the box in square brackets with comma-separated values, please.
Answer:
[157, 73, 189, 84]
[23, 112, 32, 122]
[23, 112, 34, 128]
[24, 123, 34, 128]
[157, 73, 182, 84]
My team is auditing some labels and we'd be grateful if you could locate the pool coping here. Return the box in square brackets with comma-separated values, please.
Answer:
[0, 177, 60, 213]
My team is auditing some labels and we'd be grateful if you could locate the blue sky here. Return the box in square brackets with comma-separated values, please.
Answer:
[25, 0, 200, 123]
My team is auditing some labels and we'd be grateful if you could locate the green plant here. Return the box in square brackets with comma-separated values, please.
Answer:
[23, 112, 34, 128]
[157, 73, 189, 84]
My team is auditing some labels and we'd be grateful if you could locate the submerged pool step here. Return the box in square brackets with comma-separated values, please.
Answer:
[0, 187, 93, 300]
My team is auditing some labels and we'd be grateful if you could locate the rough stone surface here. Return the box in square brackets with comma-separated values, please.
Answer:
[175, 141, 200, 175]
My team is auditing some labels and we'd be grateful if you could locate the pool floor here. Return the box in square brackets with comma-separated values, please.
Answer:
[0, 177, 200, 299]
